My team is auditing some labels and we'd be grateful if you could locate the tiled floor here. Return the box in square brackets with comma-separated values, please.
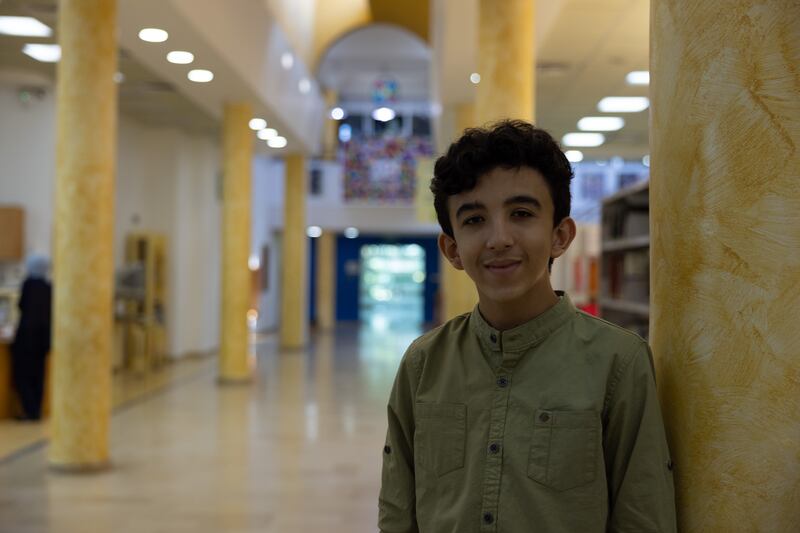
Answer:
[0, 323, 421, 533]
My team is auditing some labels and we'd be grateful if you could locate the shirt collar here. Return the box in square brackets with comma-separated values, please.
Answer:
[469, 291, 577, 357]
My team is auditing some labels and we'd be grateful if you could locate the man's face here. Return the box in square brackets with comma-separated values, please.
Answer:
[439, 166, 573, 309]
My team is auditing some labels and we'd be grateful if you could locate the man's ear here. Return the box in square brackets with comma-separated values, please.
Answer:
[550, 216, 577, 260]
[438, 232, 464, 270]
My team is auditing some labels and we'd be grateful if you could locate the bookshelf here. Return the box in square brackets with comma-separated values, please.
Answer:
[600, 180, 650, 338]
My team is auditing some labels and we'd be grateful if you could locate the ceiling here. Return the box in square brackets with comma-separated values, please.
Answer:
[0, 0, 652, 160]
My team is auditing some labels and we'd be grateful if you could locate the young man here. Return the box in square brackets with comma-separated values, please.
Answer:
[378, 120, 676, 532]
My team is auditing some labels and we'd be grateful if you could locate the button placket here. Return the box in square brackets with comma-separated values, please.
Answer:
[480, 367, 512, 531]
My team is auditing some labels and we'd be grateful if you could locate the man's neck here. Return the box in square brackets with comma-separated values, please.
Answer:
[477, 289, 560, 331]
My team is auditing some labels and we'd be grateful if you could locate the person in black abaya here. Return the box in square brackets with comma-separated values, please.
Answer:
[10, 254, 52, 421]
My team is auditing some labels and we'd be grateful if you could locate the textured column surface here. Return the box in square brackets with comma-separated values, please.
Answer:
[316, 231, 335, 330]
[49, 0, 117, 470]
[476, 0, 534, 124]
[219, 103, 253, 383]
[280, 155, 308, 349]
[650, 1, 800, 530]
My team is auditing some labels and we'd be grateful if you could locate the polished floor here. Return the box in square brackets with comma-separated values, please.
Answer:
[0, 323, 422, 532]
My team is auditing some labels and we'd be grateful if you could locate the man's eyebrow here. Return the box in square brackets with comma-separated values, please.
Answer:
[505, 195, 542, 210]
[455, 201, 485, 219]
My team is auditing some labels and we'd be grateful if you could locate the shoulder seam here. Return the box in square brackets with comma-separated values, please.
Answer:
[602, 338, 648, 415]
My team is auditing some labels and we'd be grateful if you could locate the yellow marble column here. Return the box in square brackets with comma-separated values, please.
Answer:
[476, 0, 535, 124]
[650, 1, 800, 530]
[219, 103, 253, 384]
[316, 231, 336, 330]
[280, 155, 308, 349]
[441, 102, 479, 320]
[322, 89, 339, 161]
[49, 0, 117, 470]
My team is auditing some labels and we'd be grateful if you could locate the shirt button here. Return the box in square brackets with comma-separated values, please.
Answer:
[497, 376, 508, 388]
[488, 443, 500, 454]
[539, 412, 550, 423]
[483, 512, 494, 524]
[384, 445, 392, 455]
[490, 334, 497, 343]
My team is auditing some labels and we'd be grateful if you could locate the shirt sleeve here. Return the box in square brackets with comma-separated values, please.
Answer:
[604, 341, 677, 533]
[378, 348, 420, 533]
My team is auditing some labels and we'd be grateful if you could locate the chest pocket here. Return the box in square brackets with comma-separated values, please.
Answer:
[414, 402, 466, 477]
[527, 409, 599, 491]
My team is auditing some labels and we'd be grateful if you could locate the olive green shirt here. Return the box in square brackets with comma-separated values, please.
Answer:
[379, 292, 676, 533]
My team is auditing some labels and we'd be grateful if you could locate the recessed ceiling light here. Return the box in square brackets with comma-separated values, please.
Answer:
[562, 132, 605, 147]
[306, 226, 322, 238]
[642, 155, 651, 167]
[577, 116, 625, 131]
[0, 16, 52, 37]
[564, 150, 584, 163]
[626, 71, 650, 85]
[248, 254, 260, 271]
[330, 107, 345, 120]
[298, 78, 311, 94]
[138, 28, 169, 43]
[113, 72, 125, 83]
[470, 72, 481, 84]
[22, 43, 60, 63]
[257, 128, 278, 140]
[249, 118, 267, 130]
[166, 51, 194, 64]
[372, 107, 396, 122]
[344, 227, 360, 239]
[281, 52, 294, 70]
[187, 69, 213, 83]
[597, 96, 649, 113]
[267, 136, 287, 148]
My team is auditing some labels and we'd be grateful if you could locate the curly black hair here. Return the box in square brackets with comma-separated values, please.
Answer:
[430, 120, 573, 238]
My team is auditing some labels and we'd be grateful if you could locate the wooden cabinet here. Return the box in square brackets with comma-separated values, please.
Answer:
[0, 206, 24, 261]
[600, 180, 650, 338]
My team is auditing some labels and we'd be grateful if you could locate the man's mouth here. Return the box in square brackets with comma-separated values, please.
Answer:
[484, 260, 521, 274]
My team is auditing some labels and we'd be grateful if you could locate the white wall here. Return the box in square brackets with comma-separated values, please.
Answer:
[0, 83, 221, 358]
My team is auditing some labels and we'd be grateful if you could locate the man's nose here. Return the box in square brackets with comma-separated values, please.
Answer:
[486, 220, 514, 250]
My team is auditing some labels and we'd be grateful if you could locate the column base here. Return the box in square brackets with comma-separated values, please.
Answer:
[49, 460, 111, 474]
[216, 375, 252, 386]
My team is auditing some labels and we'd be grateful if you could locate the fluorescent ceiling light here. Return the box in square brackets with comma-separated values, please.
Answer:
[626, 71, 650, 85]
[298, 78, 311, 94]
[0, 16, 52, 37]
[249, 118, 267, 130]
[138, 28, 168, 43]
[281, 52, 294, 70]
[330, 107, 345, 120]
[306, 226, 322, 238]
[22, 43, 60, 63]
[257, 128, 278, 140]
[597, 96, 649, 113]
[267, 136, 287, 148]
[344, 227, 359, 239]
[577, 116, 625, 131]
[470, 72, 481, 84]
[562, 132, 605, 147]
[187, 69, 213, 83]
[166, 51, 194, 64]
[564, 150, 584, 163]
[372, 107, 396, 122]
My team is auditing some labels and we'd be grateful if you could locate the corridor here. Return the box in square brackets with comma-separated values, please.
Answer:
[0, 324, 420, 532]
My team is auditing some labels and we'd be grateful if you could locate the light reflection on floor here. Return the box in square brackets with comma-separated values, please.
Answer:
[0, 321, 428, 533]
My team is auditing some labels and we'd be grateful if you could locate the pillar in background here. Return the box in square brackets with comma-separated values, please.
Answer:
[316, 232, 336, 330]
[650, 1, 800, 530]
[441, 102, 479, 320]
[219, 103, 253, 383]
[476, 0, 535, 124]
[322, 89, 339, 161]
[280, 155, 308, 348]
[49, 0, 117, 470]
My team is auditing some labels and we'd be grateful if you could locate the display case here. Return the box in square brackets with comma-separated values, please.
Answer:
[599, 180, 650, 338]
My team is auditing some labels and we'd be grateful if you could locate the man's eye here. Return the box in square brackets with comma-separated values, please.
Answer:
[463, 216, 483, 225]
[512, 210, 533, 218]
